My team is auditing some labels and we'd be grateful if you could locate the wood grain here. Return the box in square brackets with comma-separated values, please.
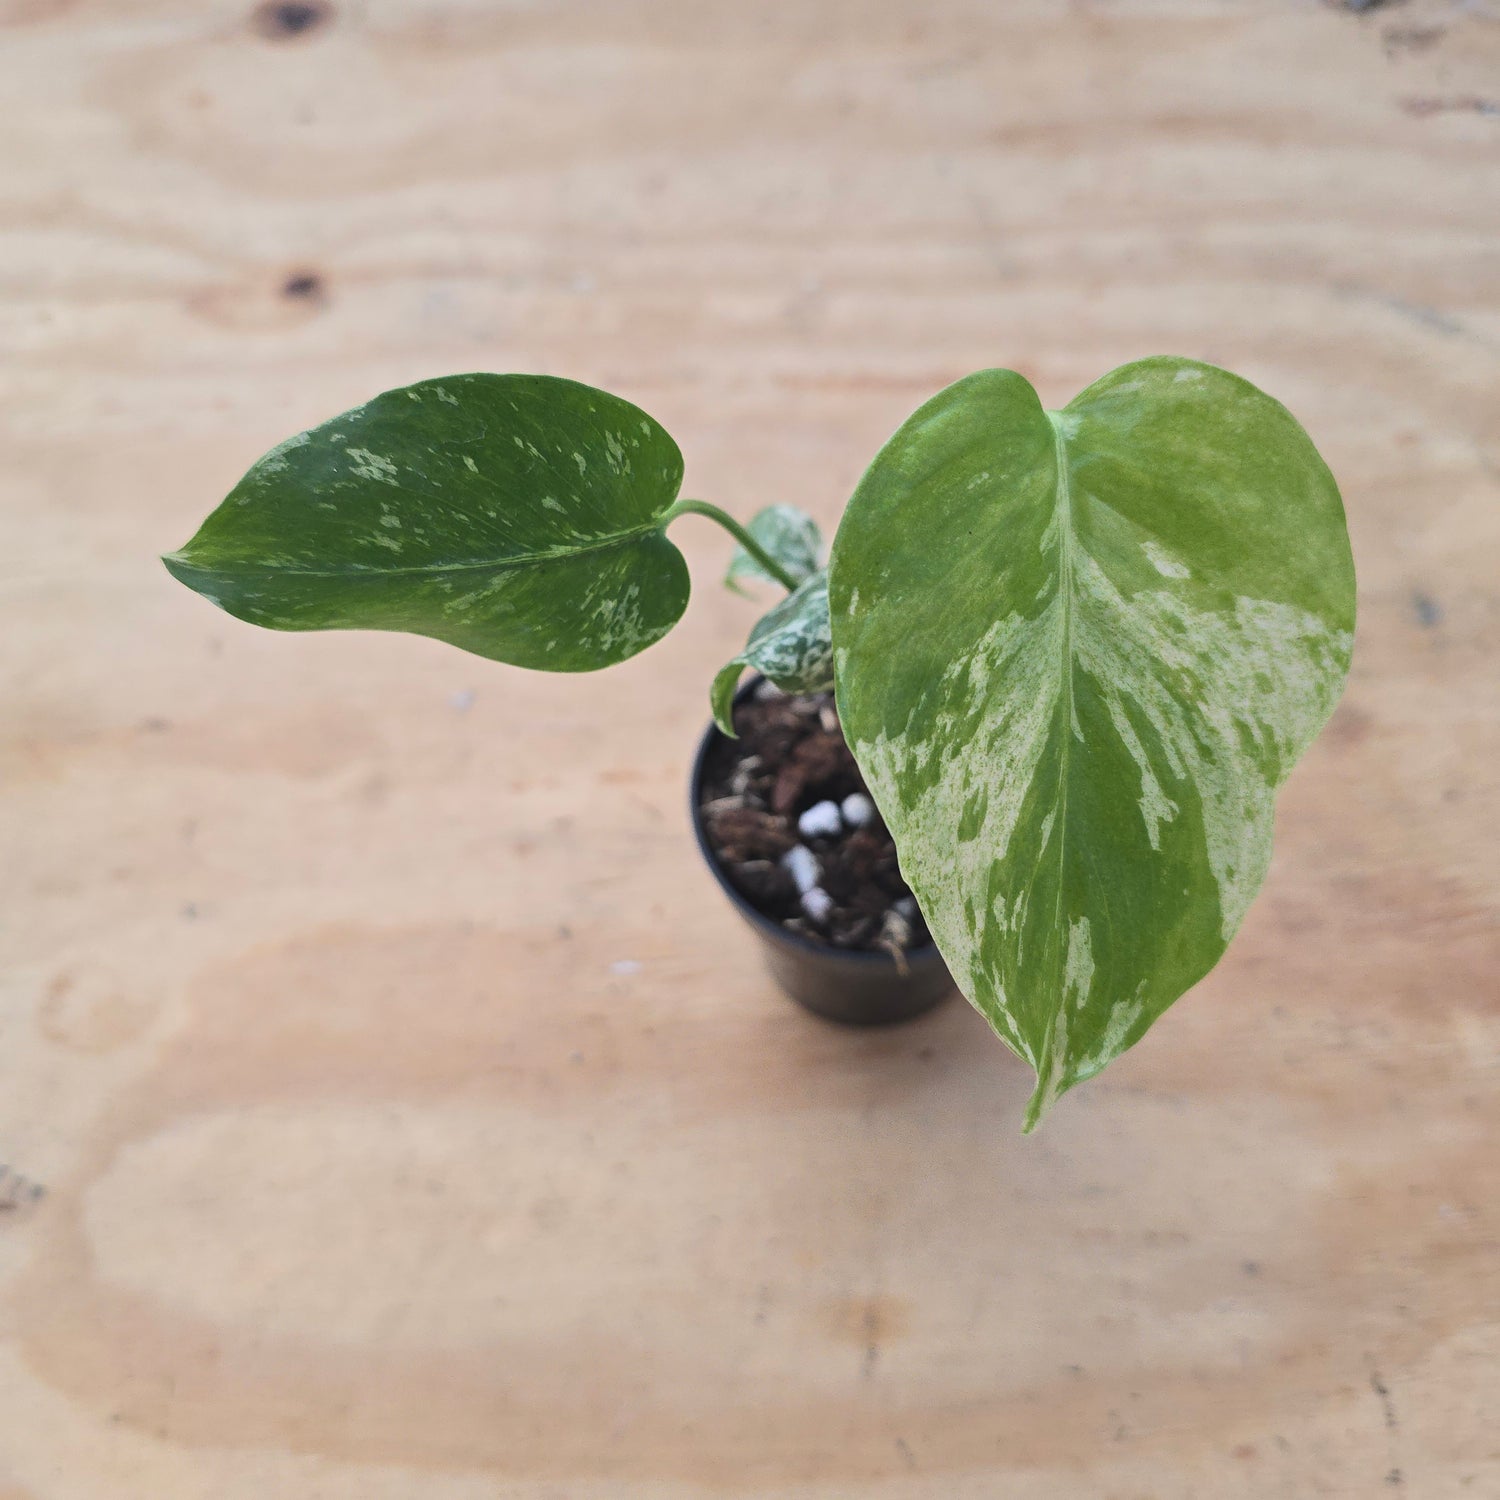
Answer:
[2, 1, 1497, 1495]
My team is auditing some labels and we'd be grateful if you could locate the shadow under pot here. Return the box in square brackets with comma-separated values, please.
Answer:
[689, 679, 956, 1027]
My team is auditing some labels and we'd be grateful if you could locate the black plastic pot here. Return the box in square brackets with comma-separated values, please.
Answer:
[689, 686, 956, 1027]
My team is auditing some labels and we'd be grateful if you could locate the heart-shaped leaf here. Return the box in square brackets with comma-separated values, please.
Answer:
[711, 570, 834, 735]
[164, 374, 689, 671]
[724, 504, 824, 595]
[829, 358, 1355, 1129]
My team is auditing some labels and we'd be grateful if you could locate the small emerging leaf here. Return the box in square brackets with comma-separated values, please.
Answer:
[724, 504, 823, 595]
[712, 571, 834, 735]
[164, 374, 689, 672]
[829, 358, 1356, 1129]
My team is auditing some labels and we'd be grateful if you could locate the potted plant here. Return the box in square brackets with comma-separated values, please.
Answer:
[163, 357, 1355, 1130]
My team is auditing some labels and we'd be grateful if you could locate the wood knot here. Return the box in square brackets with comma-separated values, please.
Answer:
[281, 270, 326, 302]
[252, 0, 331, 40]
[0, 1164, 46, 1219]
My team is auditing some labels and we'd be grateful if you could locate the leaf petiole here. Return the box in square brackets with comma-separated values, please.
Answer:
[662, 499, 801, 592]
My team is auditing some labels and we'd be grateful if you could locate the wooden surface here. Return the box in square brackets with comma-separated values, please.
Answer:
[3, 1, 1498, 1495]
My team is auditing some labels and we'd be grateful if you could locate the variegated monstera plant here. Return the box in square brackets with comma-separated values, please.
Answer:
[165, 358, 1355, 1129]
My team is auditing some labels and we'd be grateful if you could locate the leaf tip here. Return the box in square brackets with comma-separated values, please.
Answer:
[710, 659, 745, 738]
[1021, 1066, 1065, 1134]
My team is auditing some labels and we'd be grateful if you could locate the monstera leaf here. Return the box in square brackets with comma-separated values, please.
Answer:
[829, 358, 1355, 1129]
[711, 570, 834, 735]
[164, 374, 689, 671]
[724, 504, 823, 595]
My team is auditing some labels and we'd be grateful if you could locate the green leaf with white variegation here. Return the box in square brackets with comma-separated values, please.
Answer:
[711, 570, 834, 735]
[163, 373, 689, 672]
[724, 504, 823, 595]
[829, 357, 1355, 1130]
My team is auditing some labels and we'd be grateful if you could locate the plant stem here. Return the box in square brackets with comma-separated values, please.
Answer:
[662, 499, 800, 592]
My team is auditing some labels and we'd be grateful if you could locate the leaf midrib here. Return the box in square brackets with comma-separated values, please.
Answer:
[1038, 410, 1077, 1090]
[165, 517, 667, 581]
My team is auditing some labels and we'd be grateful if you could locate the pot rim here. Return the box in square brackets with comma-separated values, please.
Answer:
[688, 676, 946, 969]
